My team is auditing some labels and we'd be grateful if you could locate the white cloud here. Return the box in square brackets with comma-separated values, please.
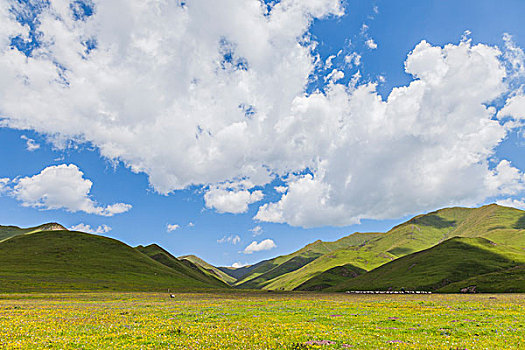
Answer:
[218, 234, 241, 245]
[365, 38, 377, 49]
[231, 262, 248, 268]
[498, 93, 525, 121]
[70, 223, 111, 234]
[0, 178, 9, 193]
[256, 39, 523, 227]
[166, 223, 180, 232]
[9, 164, 131, 216]
[243, 239, 277, 254]
[20, 135, 40, 151]
[0, 2, 524, 228]
[344, 52, 361, 67]
[503, 33, 525, 78]
[187, 222, 195, 227]
[250, 225, 263, 236]
[205, 186, 264, 214]
[274, 186, 288, 193]
[496, 198, 525, 210]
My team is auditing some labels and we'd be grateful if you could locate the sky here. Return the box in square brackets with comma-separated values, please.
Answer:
[0, 0, 524, 267]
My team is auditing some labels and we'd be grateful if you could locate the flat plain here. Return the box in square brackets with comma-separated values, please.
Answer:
[1, 292, 524, 349]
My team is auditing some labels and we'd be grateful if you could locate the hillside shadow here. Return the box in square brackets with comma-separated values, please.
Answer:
[514, 214, 525, 230]
[411, 214, 456, 229]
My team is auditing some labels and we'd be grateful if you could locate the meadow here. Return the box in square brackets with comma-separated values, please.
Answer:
[1, 292, 524, 349]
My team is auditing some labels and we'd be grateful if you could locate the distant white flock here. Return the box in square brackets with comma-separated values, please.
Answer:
[345, 290, 432, 294]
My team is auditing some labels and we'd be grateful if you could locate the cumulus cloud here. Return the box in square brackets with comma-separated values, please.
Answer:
[255, 39, 525, 227]
[166, 223, 180, 232]
[205, 186, 264, 214]
[8, 164, 131, 216]
[218, 234, 241, 245]
[20, 135, 40, 151]
[0, 1, 524, 228]
[243, 239, 277, 254]
[70, 223, 111, 234]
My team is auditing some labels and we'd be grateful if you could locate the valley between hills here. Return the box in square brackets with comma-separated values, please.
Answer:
[1, 203, 524, 293]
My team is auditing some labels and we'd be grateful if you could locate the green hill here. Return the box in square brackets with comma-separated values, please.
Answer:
[234, 232, 382, 289]
[327, 237, 525, 292]
[135, 245, 229, 287]
[0, 222, 67, 242]
[179, 255, 236, 285]
[0, 230, 227, 292]
[261, 204, 525, 291]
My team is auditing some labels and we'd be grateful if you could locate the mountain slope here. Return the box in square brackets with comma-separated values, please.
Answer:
[218, 264, 259, 281]
[265, 204, 525, 291]
[179, 255, 236, 285]
[438, 265, 525, 293]
[0, 222, 67, 242]
[0, 230, 227, 292]
[235, 232, 382, 289]
[295, 263, 366, 291]
[327, 237, 525, 292]
[135, 244, 229, 287]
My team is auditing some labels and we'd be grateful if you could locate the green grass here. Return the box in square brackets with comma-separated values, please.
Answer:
[1, 292, 524, 349]
[0, 230, 227, 292]
[327, 237, 525, 292]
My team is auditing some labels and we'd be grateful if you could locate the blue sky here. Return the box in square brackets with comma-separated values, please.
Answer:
[0, 0, 524, 267]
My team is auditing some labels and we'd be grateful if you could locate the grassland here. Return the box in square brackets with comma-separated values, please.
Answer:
[1, 292, 524, 349]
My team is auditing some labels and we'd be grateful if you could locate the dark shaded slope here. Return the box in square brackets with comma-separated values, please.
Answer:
[295, 264, 366, 291]
[438, 265, 525, 293]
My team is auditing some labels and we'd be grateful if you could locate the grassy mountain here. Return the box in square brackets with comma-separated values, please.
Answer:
[327, 237, 525, 292]
[135, 244, 229, 287]
[250, 204, 525, 291]
[0, 222, 67, 242]
[234, 232, 382, 289]
[0, 230, 227, 292]
[179, 255, 236, 285]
